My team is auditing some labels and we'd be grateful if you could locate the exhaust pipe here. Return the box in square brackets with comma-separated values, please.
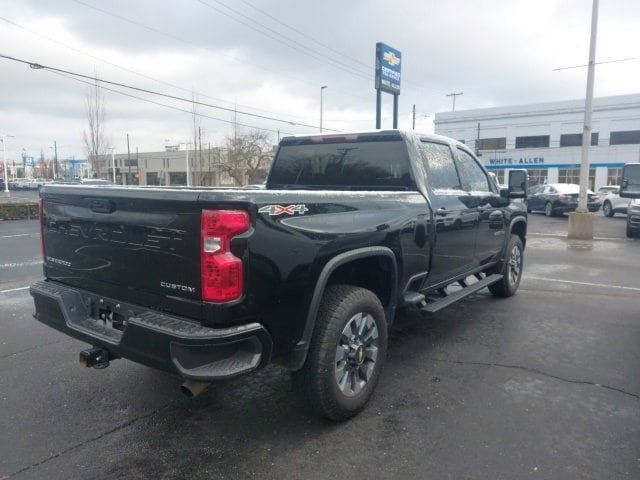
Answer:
[180, 379, 211, 398]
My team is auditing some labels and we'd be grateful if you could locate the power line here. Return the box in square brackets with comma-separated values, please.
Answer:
[49, 70, 293, 135]
[0, 53, 339, 131]
[552, 57, 636, 71]
[0, 13, 353, 121]
[193, 0, 372, 81]
[239, 0, 372, 71]
[66, 1, 372, 103]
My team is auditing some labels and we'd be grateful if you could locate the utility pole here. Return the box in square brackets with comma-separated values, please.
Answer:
[198, 126, 203, 186]
[53, 141, 58, 179]
[446, 92, 464, 112]
[185, 143, 191, 187]
[475, 122, 481, 156]
[109, 147, 116, 183]
[320, 86, 327, 133]
[126, 133, 131, 186]
[2, 134, 14, 197]
[568, 0, 599, 240]
[412, 104, 416, 130]
[136, 147, 139, 185]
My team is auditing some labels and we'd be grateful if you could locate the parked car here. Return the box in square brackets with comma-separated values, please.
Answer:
[598, 186, 630, 217]
[525, 183, 600, 216]
[620, 163, 640, 238]
[31, 130, 529, 420]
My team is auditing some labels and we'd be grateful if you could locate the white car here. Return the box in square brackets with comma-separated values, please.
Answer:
[599, 186, 630, 217]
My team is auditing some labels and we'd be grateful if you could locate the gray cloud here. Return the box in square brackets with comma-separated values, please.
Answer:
[0, 0, 638, 163]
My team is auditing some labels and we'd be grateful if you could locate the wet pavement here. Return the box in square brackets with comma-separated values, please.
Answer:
[1, 216, 638, 479]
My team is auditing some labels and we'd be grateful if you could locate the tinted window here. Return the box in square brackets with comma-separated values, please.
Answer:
[418, 142, 462, 191]
[456, 149, 491, 192]
[610, 130, 640, 145]
[515, 135, 550, 149]
[560, 133, 598, 147]
[477, 137, 506, 150]
[269, 138, 414, 189]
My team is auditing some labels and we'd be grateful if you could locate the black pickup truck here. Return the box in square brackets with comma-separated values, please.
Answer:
[31, 130, 528, 420]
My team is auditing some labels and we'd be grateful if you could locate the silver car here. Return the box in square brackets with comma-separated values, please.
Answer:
[599, 186, 630, 217]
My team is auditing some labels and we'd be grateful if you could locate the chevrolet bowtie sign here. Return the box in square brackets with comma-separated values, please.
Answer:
[375, 42, 401, 94]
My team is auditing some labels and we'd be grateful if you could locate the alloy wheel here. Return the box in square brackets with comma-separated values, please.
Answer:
[335, 312, 379, 397]
[507, 245, 522, 286]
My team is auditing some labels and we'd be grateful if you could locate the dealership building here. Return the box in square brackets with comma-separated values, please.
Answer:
[434, 93, 640, 190]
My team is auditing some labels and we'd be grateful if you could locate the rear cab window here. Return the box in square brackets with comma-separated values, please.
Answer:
[268, 134, 416, 190]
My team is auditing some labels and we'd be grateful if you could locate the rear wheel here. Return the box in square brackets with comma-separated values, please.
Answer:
[489, 235, 524, 298]
[603, 201, 614, 217]
[544, 202, 554, 217]
[627, 223, 640, 238]
[292, 285, 388, 421]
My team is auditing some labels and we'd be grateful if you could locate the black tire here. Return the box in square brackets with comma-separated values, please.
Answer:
[544, 202, 555, 217]
[603, 201, 614, 217]
[628, 223, 640, 238]
[489, 235, 524, 298]
[291, 285, 388, 421]
[525, 200, 532, 214]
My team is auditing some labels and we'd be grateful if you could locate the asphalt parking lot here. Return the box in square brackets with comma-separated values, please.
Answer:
[1, 214, 638, 479]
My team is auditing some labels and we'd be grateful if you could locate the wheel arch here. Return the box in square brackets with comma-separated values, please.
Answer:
[287, 246, 398, 370]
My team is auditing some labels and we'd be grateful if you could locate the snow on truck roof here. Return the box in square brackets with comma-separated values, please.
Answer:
[279, 129, 461, 146]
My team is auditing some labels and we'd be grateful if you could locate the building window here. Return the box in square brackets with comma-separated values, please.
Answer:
[610, 130, 640, 145]
[169, 172, 187, 185]
[146, 172, 160, 186]
[477, 137, 506, 151]
[525, 168, 548, 186]
[558, 168, 596, 190]
[515, 135, 550, 149]
[560, 133, 598, 147]
[607, 167, 623, 186]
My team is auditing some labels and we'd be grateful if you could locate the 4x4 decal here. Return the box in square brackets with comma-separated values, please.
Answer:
[258, 204, 309, 216]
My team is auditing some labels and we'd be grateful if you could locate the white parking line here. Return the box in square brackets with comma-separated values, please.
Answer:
[525, 276, 640, 292]
[0, 259, 42, 268]
[0, 233, 31, 239]
[0, 286, 30, 294]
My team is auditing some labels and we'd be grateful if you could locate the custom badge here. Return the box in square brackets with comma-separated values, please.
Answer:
[258, 204, 309, 216]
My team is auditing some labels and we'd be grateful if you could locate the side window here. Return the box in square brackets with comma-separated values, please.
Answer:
[456, 149, 491, 192]
[418, 142, 462, 192]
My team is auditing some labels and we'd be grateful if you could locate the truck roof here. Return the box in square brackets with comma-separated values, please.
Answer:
[279, 129, 462, 148]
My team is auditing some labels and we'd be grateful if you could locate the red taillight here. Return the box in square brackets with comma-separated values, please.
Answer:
[200, 209, 250, 302]
[39, 198, 46, 261]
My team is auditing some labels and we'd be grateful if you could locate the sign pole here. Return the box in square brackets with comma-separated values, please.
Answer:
[393, 94, 399, 129]
[376, 90, 382, 129]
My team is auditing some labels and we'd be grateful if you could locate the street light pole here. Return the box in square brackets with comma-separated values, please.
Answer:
[320, 86, 327, 133]
[53, 141, 58, 179]
[182, 142, 192, 187]
[568, 0, 599, 240]
[446, 92, 464, 112]
[2, 134, 15, 197]
[577, 0, 599, 213]
[108, 147, 116, 183]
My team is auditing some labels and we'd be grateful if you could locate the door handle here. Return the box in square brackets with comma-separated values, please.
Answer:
[436, 207, 451, 216]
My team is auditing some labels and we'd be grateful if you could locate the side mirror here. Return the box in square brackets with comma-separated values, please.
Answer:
[619, 163, 640, 198]
[506, 169, 528, 199]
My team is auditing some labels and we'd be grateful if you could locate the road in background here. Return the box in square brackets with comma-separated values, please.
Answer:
[1, 216, 638, 479]
[0, 190, 40, 203]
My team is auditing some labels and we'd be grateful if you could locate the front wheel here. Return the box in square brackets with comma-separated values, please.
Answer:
[603, 201, 614, 217]
[489, 235, 524, 298]
[292, 285, 388, 421]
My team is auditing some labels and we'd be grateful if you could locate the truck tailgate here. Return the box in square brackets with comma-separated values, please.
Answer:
[41, 186, 202, 308]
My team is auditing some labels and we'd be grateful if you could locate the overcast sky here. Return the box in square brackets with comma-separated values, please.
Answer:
[0, 0, 638, 162]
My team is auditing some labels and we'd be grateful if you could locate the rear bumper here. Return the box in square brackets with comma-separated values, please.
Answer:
[555, 202, 601, 213]
[30, 280, 272, 381]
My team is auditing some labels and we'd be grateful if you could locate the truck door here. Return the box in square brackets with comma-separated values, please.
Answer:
[455, 148, 505, 264]
[418, 141, 478, 284]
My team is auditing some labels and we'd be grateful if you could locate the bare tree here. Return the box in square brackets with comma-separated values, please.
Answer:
[221, 120, 272, 186]
[82, 76, 107, 177]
